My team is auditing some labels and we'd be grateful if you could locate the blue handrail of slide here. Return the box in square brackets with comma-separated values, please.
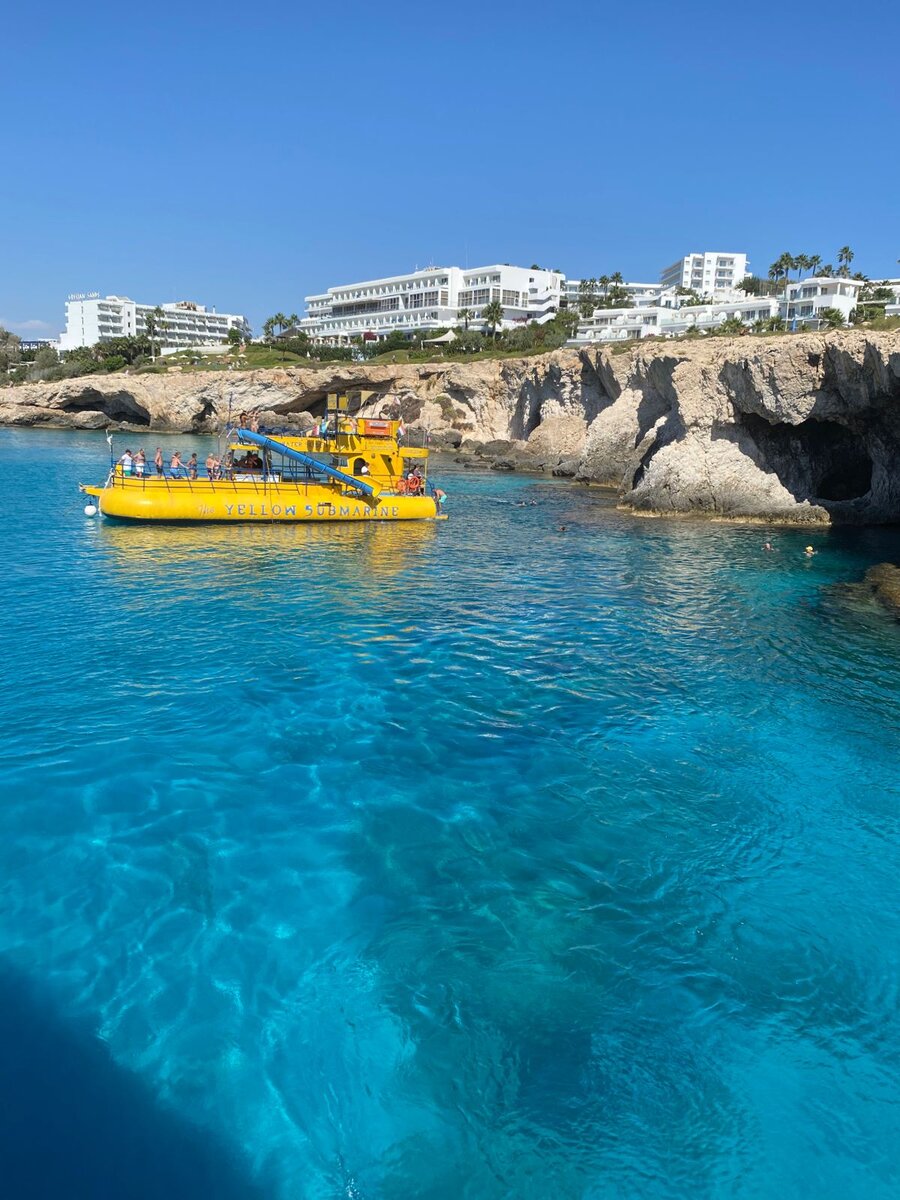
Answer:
[235, 428, 378, 497]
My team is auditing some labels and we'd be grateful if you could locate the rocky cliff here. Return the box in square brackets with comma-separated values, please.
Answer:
[4, 329, 900, 523]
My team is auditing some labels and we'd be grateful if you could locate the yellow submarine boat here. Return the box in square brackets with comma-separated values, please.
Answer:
[81, 402, 446, 523]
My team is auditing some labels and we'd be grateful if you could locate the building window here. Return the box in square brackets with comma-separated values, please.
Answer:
[501, 290, 520, 306]
[407, 291, 438, 309]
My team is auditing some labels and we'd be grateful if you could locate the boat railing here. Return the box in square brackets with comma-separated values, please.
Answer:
[108, 470, 422, 500]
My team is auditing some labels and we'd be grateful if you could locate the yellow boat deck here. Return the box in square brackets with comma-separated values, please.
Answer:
[82, 413, 446, 523]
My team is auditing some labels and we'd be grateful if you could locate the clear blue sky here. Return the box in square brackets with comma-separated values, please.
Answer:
[2, 0, 897, 337]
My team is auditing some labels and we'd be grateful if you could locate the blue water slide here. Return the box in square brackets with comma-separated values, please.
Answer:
[235, 428, 378, 497]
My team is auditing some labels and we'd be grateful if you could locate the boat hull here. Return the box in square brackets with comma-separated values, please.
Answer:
[86, 478, 439, 522]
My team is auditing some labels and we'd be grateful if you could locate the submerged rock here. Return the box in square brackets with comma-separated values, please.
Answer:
[832, 561, 900, 619]
[864, 563, 900, 617]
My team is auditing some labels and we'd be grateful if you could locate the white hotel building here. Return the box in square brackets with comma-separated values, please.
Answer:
[301, 265, 565, 343]
[782, 277, 863, 325]
[659, 252, 750, 295]
[58, 294, 252, 352]
[572, 277, 864, 345]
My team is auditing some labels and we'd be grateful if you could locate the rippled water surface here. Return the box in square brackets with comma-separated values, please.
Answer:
[2, 428, 900, 1198]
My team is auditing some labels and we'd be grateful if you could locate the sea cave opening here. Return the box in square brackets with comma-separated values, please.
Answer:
[740, 414, 873, 505]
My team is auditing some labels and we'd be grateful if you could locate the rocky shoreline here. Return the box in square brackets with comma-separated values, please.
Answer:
[3, 329, 900, 523]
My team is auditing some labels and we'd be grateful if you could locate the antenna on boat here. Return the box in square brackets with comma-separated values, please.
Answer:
[220, 392, 233, 460]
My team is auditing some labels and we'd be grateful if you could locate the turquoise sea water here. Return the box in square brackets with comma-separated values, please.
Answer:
[1, 427, 899, 1199]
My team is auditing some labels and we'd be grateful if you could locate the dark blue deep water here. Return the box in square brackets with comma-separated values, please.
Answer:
[1, 427, 899, 1199]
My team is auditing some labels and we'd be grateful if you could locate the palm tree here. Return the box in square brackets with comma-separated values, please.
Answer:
[559, 309, 580, 338]
[144, 305, 166, 361]
[598, 274, 610, 299]
[578, 278, 599, 318]
[276, 312, 300, 362]
[768, 260, 785, 285]
[837, 246, 854, 277]
[481, 300, 504, 341]
[807, 254, 822, 278]
[603, 271, 626, 307]
[458, 307, 473, 331]
[795, 254, 812, 279]
[777, 252, 795, 281]
[264, 312, 288, 345]
[718, 315, 747, 337]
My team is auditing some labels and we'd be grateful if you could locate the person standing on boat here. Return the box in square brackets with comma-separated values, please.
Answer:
[154, 447, 164, 476]
[170, 451, 184, 478]
[134, 449, 146, 477]
[206, 452, 217, 480]
[187, 452, 199, 479]
[119, 449, 133, 476]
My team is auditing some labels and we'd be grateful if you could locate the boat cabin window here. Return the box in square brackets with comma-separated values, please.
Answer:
[233, 451, 263, 472]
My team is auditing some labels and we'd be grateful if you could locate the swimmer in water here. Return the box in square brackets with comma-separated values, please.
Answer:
[558, 524, 568, 532]
[804, 545, 817, 557]
[763, 541, 774, 551]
